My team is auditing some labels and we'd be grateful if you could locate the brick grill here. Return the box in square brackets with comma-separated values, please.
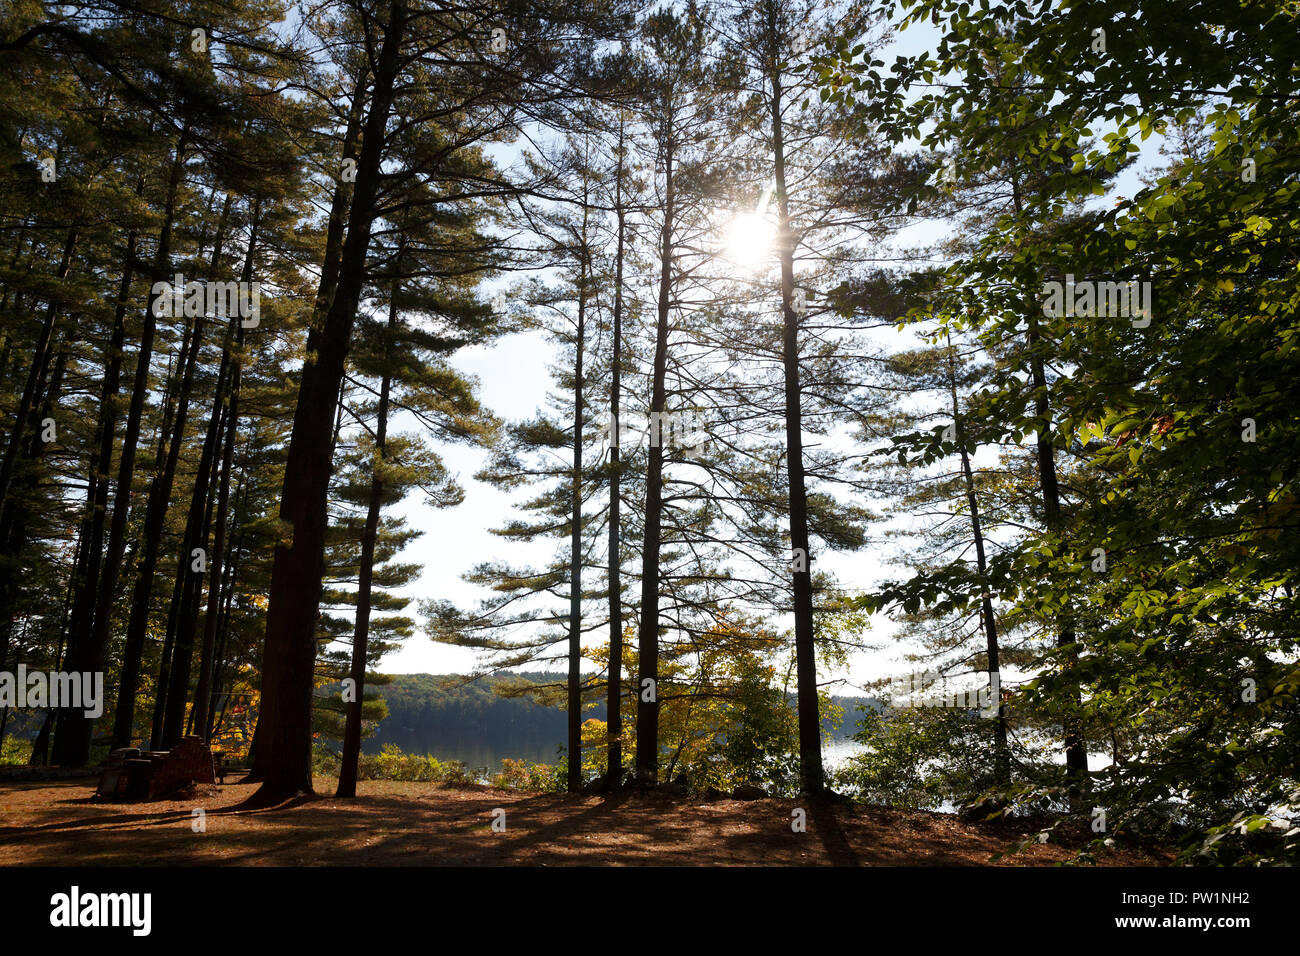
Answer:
[96, 736, 216, 801]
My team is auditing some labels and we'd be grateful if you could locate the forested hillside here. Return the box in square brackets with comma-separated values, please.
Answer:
[360, 672, 873, 767]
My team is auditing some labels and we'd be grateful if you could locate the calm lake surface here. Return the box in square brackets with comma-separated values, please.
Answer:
[369, 735, 868, 775]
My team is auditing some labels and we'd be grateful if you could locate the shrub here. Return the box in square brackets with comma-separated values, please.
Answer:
[832, 707, 1003, 811]
[0, 736, 33, 766]
[353, 744, 472, 783]
[492, 757, 565, 792]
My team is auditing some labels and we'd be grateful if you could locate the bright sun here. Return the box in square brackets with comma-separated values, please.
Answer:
[725, 212, 777, 270]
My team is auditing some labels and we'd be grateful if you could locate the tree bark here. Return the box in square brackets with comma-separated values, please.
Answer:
[770, 64, 824, 795]
[55, 127, 188, 766]
[126, 203, 230, 747]
[0, 226, 77, 517]
[605, 125, 626, 786]
[567, 207, 587, 793]
[204, 497, 246, 744]
[160, 201, 255, 746]
[635, 135, 673, 785]
[337, 251, 399, 798]
[255, 0, 406, 801]
[1010, 179, 1088, 801]
[1027, 308, 1089, 791]
[0, 328, 71, 635]
[64, 210, 138, 729]
[946, 337, 1011, 786]
[191, 295, 246, 740]
[156, 395, 226, 747]
[113, 192, 231, 748]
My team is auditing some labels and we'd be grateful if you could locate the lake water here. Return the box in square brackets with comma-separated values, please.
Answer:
[370, 736, 868, 777]
[823, 739, 867, 768]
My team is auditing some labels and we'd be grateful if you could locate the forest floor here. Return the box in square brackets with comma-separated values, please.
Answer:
[0, 775, 1174, 866]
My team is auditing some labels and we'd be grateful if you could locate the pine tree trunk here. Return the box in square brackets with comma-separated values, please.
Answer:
[64, 214, 138, 729]
[27, 576, 73, 767]
[605, 129, 626, 786]
[0, 336, 69, 698]
[55, 128, 188, 766]
[123, 301, 214, 744]
[28, 708, 54, 766]
[191, 311, 244, 740]
[1008, 180, 1092, 801]
[770, 67, 824, 795]
[157, 398, 226, 747]
[191, 251, 249, 738]
[161, 203, 254, 746]
[114, 193, 232, 749]
[567, 223, 587, 793]
[1010, 179, 1088, 801]
[146, 359, 228, 748]
[337, 257, 398, 798]
[310, 67, 367, 347]
[0, 226, 77, 516]
[636, 137, 673, 786]
[0, 218, 32, 319]
[204, 510, 245, 743]
[0, 330, 71, 634]
[0, 226, 76, 635]
[255, 0, 406, 801]
[946, 340, 1011, 786]
[1027, 310, 1089, 790]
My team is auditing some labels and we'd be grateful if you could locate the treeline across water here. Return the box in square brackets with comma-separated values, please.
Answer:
[352, 673, 875, 770]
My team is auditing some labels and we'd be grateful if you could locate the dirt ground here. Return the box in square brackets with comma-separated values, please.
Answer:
[0, 775, 1173, 866]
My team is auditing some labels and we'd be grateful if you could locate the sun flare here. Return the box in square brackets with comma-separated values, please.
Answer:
[725, 211, 776, 271]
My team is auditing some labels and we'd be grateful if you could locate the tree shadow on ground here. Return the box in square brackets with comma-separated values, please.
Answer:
[1, 780, 1174, 866]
